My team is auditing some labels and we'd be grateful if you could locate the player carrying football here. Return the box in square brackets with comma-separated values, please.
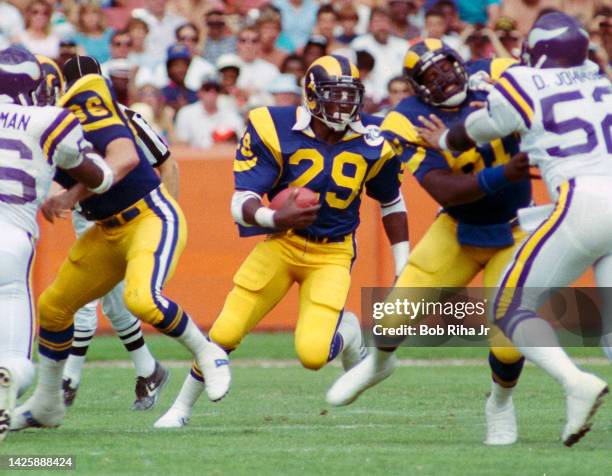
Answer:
[155, 55, 409, 428]
[11, 55, 230, 432]
[326, 39, 534, 446]
[417, 12, 611, 446]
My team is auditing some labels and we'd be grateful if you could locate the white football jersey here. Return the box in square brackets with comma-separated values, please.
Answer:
[0, 102, 86, 237]
[487, 61, 612, 198]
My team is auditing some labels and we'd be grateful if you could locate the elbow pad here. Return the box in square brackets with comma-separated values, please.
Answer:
[380, 194, 407, 217]
[231, 190, 262, 226]
[87, 153, 114, 194]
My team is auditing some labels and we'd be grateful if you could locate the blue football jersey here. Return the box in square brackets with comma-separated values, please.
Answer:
[381, 58, 531, 227]
[234, 106, 402, 238]
[56, 74, 160, 220]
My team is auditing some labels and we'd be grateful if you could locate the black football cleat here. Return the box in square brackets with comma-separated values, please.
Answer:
[132, 362, 169, 411]
[62, 378, 79, 407]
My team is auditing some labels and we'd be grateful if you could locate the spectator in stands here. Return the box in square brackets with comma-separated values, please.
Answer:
[135, 84, 176, 140]
[216, 53, 244, 110]
[273, 0, 319, 51]
[422, 6, 469, 59]
[494, 16, 521, 58]
[455, 0, 501, 28]
[435, 0, 465, 34]
[126, 18, 153, 69]
[58, 39, 78, 68]
[257, 11, 289, 68]
[336, 6, 360, 45]
[106, 59, 134, 104]
[174, 23, 216, 90]
[174, 75, 244, 149]
[201, 8, 237, 65]
[13, 0, 61, 60]
[377, 75, 412, 116]
[72, 2, 114, 63]
[463, 23, 496, 60]
[133, 0, 187, 64]
[161, 44, 198, 113]
[388, 0, 421, 40]
[267, 73, 302, 106]
[500, 0, 561, 37]
[217, 53, 242, 96]
[0, 0, 24, 50]
[332, 0, 371, 36]
[314, 5, 344, 53]
[101, 30, 136, 77]
[280, 53, 305, 82]
[355, 49, 378, 111]
[301, 35, 327, 69]
[236, 26, 279, 95]
[351, 7, 408, 103]
[105, 0, 140, 31]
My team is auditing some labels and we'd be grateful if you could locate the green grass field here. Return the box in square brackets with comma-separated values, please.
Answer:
[1, 334, 611, 476]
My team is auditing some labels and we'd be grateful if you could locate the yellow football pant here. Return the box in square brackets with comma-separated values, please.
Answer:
[209, 231, 354, 370]
[393, 213, 526, 366]
[38, 186, 188, 360]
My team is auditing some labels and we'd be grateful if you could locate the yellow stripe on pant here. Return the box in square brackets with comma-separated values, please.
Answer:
[38, 185, 189, 361]
[494, 181, 573, 324]
[209, 231, 355, 370]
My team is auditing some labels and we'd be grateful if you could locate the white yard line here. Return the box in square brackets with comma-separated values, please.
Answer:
[84, 357, 611, 369]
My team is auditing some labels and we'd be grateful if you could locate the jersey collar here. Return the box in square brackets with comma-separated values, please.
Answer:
[292, 106, 368, 139]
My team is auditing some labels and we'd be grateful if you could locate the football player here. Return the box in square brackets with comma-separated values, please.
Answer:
[326, 39, 533, 446]
[154, 54, 409, 428]
[417, 12, 611, 446]
[34, 55, 172, 411]
[11, 56, 230, 431]
[0, 47, 117, 442]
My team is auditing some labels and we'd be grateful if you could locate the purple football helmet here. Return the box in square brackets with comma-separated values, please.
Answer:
[0, 46, 42, 105]
[521, 12, 589, 68]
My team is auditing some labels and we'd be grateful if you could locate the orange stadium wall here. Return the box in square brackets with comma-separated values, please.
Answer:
[32, 146, 594, 333]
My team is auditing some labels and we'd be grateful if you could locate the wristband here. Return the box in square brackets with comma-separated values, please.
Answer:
[438, 129, 450, 151]
[254, 206, 276, 228]
[391, 241, 410, 277]
[477, 166, 510, 195]
[88, 167, 114, 194]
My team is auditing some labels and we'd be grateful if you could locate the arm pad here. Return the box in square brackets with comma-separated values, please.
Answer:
[87, 152, 114, 194]
[231, 190, 262, 226]
[380, 193, 407, 217]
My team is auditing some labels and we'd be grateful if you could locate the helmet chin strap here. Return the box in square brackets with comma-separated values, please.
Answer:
[438, 88, 467, 107]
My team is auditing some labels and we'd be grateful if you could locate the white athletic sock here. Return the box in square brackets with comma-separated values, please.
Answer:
[34, 356, 65, 407]
[63, 355, 86, 386]
[601, 333, 612, 363]
[174, 318, 209, 356]
[337, 312, 360, 350]
[129, 346, 156, 377]
[172, 373, 205, 413]
[490, 381, 514, 406]
[116, 321, 155, 377]
[512, 318, 582, 389]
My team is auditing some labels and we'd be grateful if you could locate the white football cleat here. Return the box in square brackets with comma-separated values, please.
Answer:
[0, 367, 16, 442]
[562, 372, 608, 447]
[339, 311, 367, 371]
[326, 349, 397, 406]
[154, 406, 191, 428]
[196, 342, 231, 402]
[10, 394, 65, 431]
[484, 395, 517, 446]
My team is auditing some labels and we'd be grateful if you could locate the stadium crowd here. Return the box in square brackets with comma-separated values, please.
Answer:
[1, 0, 610, 148]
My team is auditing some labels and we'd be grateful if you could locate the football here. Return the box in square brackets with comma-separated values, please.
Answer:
[269, 187, 319, 210]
